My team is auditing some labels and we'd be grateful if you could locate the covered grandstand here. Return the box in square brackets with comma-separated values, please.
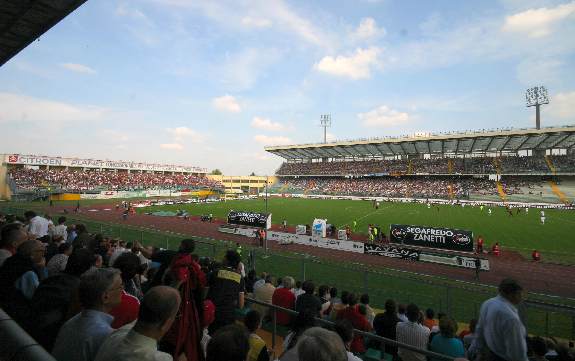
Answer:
[265, 126, 575, 204]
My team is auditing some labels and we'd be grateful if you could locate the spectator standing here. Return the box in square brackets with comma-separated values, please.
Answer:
[359, 293, 375, 325]
[95, 286, 182, 361]
[470, 278, 528, 361]
[396, 303, 430, 361]
[52, 216, 68, 242]
[429, 316, 465, 361]
[297, 327, 348, 361]
[398, 304, 408, 322]
[272, 276, 296, 326]
[24, 211, 50, 240]
[207, 250, 245, 334]
[423, 308, 437, 330]
[52, 268, 123, 361]
[113, 252, 145, 300]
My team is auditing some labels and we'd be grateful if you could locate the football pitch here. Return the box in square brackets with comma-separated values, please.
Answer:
[140, 197, 575, 264]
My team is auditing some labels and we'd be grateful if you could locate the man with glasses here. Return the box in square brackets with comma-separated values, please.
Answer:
[52, 268, 123, 361]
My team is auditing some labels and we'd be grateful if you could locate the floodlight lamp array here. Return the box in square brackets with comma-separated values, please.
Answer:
[526, 86, 549, 107]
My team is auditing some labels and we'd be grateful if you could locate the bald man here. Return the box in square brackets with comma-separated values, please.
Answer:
[95, 286, 182, 361]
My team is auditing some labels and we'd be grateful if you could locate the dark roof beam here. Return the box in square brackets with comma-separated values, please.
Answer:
[499, 136, 514, 151]
[532, 134, 551, 150]
[546, 134, 570, 149]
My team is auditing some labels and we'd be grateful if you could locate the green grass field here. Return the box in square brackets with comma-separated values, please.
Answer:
[139, 197, 575, 264]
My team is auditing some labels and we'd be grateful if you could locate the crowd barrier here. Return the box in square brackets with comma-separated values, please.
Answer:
[0, 308, 56, 361]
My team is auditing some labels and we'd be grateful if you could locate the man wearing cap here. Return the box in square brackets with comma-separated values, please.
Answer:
[470, 278, 528, 361]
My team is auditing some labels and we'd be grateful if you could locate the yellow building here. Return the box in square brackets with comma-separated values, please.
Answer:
[207, 175, 277, 196]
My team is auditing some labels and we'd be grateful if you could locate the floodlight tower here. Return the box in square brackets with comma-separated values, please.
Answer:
[526, 86, 549, 130]
[320, 114, 331, 143]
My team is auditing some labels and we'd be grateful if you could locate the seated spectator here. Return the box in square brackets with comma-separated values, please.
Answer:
[396, 303, 430, 361]
[245, 310, 271, 361]
[333, 319, 363, 361]
[429, 316, 465, 361]
[529, 337, 548, 361]
[30, 248, 96, 351]
[206, 324, 250, 361]
[272, 276, 296, 326]
[331, 291, 349, 320]
[25, 211, 50, 240]
[46, 242, 73, 276]
[292, 280, 305, 298]
[253, 274, 276, 318]
[295, 280, 322, 317]
[373, 299, 400, 357]
[423, 308, 437, 330]
[359, 293, 375, 325]
[52, 268, 123, 361]
[282, 309, 317, 354]
[297, 327, 347, 361]
[398, 303, 408, 322]
[95, 286, 182, 361]
[52, 216, 68, 242]
[460, 319, 478, 350]
[245, 269, 258, 294]
[336, 293, 372, 354]
[0, 222, 28, 267]
[0, 239, 47, 323]
[318, 285, 331, 318]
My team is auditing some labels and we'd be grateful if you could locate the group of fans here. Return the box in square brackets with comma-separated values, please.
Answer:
[8, 168, 223, 192]
[276, 155, 574, 176]
[274, 177, 527, 198]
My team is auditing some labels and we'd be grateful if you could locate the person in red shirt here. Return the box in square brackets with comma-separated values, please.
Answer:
[109, 290, 140, 328]
[491, 242, 500, 256]
[272, 276, 296, 326]
[476, 236, 484, 254]
[336, 293, 372, 353]
[532, 250, 541, 261]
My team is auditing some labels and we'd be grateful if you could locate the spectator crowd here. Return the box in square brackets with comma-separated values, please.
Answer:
[273, 177, 529, 198]
[0, 210, 574, 361]
[276, 155, 574, 176]
[8, 168, 223, 192]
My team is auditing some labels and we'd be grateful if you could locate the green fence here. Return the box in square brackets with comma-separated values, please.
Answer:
[1, 205, 574, 340]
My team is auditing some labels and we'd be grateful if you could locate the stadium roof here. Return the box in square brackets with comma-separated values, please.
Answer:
[0, 0, 87, 67]
[265, 126, 575, 160]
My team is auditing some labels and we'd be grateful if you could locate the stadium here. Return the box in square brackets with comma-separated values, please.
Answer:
[1, 1, 575, 361]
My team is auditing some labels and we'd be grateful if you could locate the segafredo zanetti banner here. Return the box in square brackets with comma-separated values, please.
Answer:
[390, 224, 474, 252]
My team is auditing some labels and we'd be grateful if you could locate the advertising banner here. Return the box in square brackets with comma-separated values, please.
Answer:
[218, 225, 259, 237]
[364, 244, 420, 261]
[312, 218, 327, 239]
[419, 253, 490, 271]
[390, 224, 474, 252]
[266, 231, 365, 253]
[227, 211, 271, 229]
[296, 225, 307, 235]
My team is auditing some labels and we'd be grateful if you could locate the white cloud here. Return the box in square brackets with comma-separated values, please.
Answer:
[212, 95, 241, 113]
[217, 47, 282, 91]
[315, 47, 380, 80]
[253, 134, 293, 145]
[241, 16, 272, 28]
[351, 17, 385, 40]
[115, 3, 151, 24]
[166, 126, 204, 143]
[502, 1, 575, 38]
[358, 105, 410, 127]
[549, 91, 575, 119]
[0, 92, 106, 125]
[160, 143, 184, 150]
[60, 63, 96, 74]
[251, 117, 287, 131]
[516, 57, 563, 85]
[101, 129, 129, 142]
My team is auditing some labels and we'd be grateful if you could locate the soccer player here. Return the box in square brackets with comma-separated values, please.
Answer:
[532, 250, 541, 261]
[488, 208, 492, 216]
[476, 236, 484, 254]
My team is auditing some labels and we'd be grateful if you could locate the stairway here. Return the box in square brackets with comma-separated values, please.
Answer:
[496, 181, 507, 202]
[548, 180, 570, 204]
[544, 155, 557, 175]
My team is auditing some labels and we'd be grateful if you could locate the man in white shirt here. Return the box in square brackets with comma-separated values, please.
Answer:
[25, 211, 50, 239]
[470, 279, 528, 361]
[396, 303, 430, 361]
[95, 286, 181, 361]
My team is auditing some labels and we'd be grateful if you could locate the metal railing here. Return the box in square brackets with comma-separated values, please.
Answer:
[0, 308, 56, 361]
[245, 297, 454, 361]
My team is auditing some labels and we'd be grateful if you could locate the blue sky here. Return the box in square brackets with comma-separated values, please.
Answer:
[0, 0, 574, 175]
